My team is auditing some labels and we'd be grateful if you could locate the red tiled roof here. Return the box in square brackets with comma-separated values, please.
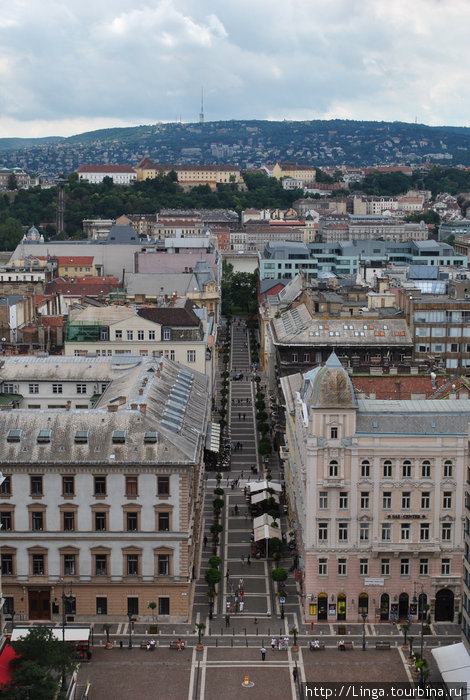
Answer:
[76, 164, 136, 173]
[352, 374, 469, 400]
[138, 299, 200, 326]
[41, 316, 66, 328]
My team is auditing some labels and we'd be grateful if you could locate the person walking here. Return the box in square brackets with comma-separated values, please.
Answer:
[238, 412, 241, 420]
[260, 646, 266, 661]
[203, 535, 208, 548]
[271, 637, 276, 650]
[243, 413, 246, 420]
[293, 668, 298, 682]
[241, 554, 245, 566]
[225, 614, 230, 627]
[234, 504, 239, 516]
[247, 554, 251, 565]
[226, 569, 230, 581]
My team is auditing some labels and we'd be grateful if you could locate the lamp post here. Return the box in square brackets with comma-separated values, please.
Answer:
[127, 612, 133, 649]
[208, 589, 214, 620]
[61, 580, 74, 690]
[361, 612, 367, 651]
[10, 609, 15, 632]
[413, 583, 426, 689]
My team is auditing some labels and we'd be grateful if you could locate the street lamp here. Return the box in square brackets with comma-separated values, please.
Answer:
[412, 583, 427, 689]
[361, 612, 367, 651]
[127, 612, 133, 649]
[208, 589, 215, 620]
[61, 580, 74, 690]
[10, 609, 15, 631]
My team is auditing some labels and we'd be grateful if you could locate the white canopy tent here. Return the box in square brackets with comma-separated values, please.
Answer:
[11, 627, 91, 643]
[251, 490, 280, 505]
[431, 642, 470, 692]
[253, 523, 281, 541]
[247, 480, 282, 494]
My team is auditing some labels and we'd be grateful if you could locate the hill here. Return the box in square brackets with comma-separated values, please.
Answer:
[1, 119, 470, 176]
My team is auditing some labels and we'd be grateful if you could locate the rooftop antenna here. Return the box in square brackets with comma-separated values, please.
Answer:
[199, 87, 204, 124]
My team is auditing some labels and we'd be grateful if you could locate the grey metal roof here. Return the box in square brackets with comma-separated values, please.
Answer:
[0, 355, 119, 381]
[356, 398, 470, 435]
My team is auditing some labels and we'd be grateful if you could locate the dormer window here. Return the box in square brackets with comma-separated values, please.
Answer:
[144, 432, 157, 444]
[7, 429, 21, 443]
[37, 430, 51, 444]
[112, 430, 126, 444]
[74, 430, 89, 444]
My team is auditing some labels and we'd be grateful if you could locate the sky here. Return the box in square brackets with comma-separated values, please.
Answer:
[1, 0, 470, 139]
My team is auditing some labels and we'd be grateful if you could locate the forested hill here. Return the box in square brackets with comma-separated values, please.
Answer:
[2, 119, 470, 176]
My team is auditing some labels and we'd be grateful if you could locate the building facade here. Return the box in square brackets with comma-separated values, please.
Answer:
[0, 356, 209, 623]
[281, 354, 466, 624]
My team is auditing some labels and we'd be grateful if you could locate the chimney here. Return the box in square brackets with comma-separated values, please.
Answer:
[156, 367, 161, 378]
[108, 404, 118, 412]
[65, 401, 72, 411]
[139, 404, 147, 414]
[130, 403, 138, 410]
[118, 396, 126, 405]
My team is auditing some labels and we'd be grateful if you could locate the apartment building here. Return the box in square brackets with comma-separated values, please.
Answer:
[134, 158, 243, 189]
[281, 353, 466, 624]
[76, 165, 137, 185]
[0, 356, 209, 623]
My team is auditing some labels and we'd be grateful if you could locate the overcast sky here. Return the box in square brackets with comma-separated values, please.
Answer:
[1, 0, 469, 138]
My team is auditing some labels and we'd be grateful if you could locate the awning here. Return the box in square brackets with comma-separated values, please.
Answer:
[0, 644, 18, 686]
[431, 642, 470, 691]
[254, 524, 282, 541]
[253, 513, 278, 529]
[247, 480, 282, 493]
[251, 491, 280, 505]
[10, 627, 91, 643]
[205, 422, 221, 453]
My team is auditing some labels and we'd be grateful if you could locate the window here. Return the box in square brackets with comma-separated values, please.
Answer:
[125, 476, 138, 496]
[30, 476, 43, 496]
[148, 330, 155, 341]
[2, 554, 13, 575]
[292, 352, 298, 363]
[62, 476, 75, 495]
[421, 460, 431, 478]
[158, 512, 170, 531]
[137, 330, 144, 341]
[115, 330, 122, 340]
[360, 492, 369, 510]
[126, 330, 133, 341]
[76, 384, 87, 394]
[126, 555, 139, 576]
[383, 460, 392, 478]
[361, 460, 370, 478]
[420, 558, 429, 576]
[400, 558, 410, 576]
[338, 558, 347, 576]
[112, 430, 126, 444]
[400, 523, 411, 541]
[170, 350, 175, 361]
[359, 559, 369, 576]
[359, 523, 369, 542]
[330, 427, 338, 439]
[95, 554, 107, 576]
[187, 350, 196, 363]
[96, 597, 107, 615]
[381, 558, 390, 576]
[32, 554, 45, 575]
[63, 512, 75, 532]
[420, 523, 430, 541]
[381, 523, 391, 541]
[158, 554, 170, 576]
[339, 492, 348, 509]
[318, 523, 328, 542]
[421, 492, 430, 510]
[157, 476, 170, 496]
[0, 476, 11, 495]
[0, 512, 12, 530]
[95, 512, 107, 531]
[3, 383, 13, 393]
[3, 597, 14, 614]
[319, 491, 328, 509]
[442, 523, 452, 541]
[441, 558, 451, 576]
[94, 476, 106, 496]
[163, 328, 171, 341]
[304, 353, 310, 363]
[52, 383, 63, 394]
[28, 383, 39, 394]
[338, 523, 349, 541]
[402, 460, 411, 478]
[31, 512, 43, 531]
[318, 558, 328, 576]
[158, 598, 170, 615]
[443, 491, 452, 509]
[383, 492, 392, 510]
[64, 554, 76, 576]
[329, 460, 338, 478]
[444, 460, 453, 478]
[126, 512, 138, 532]
[402, 492, 411, 510]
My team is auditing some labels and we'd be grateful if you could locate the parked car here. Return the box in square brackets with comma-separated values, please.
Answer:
[233, 372, 244, 380]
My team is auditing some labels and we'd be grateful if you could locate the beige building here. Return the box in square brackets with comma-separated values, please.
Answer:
[135, 158, 243, 189]
[0, 356, 209, 623]
[271, 162, 317, 184]
[281, 353, 466, 624]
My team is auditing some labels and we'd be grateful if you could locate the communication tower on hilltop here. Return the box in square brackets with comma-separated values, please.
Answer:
[56, 178, 67, 237]
[199, 88, 204, 124]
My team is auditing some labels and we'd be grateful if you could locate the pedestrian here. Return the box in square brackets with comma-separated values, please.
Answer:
[203, 535, 208, 548]
[226, 569, 230, 581]
[235, 602, 239, 614]
[230, 582, 234, 594]
[241, 554, 245, 566]
[278, 639, 283, 651]
[239, 578, 244, 587]
[238, 412, 241, 420]
[247, 554, 251, 565]
[293, 668, 298, 682]
[241, 471, 244, 479]
[271, 637, 276, 650]
[243, 413, 246, 420]
[225, 614, 230, 627]
[239, 601, 244, 612]
[230, 603, 234, 614]
[261, 646, 266, 661]
[234, 504, 239, 515]
[254, 617, 258, 625]
[226, 601, 230, 612]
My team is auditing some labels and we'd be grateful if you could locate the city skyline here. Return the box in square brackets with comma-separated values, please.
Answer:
[0, 0, 470, 139]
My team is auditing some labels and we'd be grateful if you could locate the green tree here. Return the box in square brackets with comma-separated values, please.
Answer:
[271, 567, 288, 585]
[205, 567, 222, 587]
[7, 173, 17, 191]
[0, 217, 24, 250]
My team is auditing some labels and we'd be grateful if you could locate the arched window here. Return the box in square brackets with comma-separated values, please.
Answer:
[358, 592, 369, 614]
[444, 460, 453, 478]
[402, 460, 412, 478]
[329, 460, 338, 478]
[383, 460, 392, 478]
[361, 460, 370, 478]
[421, 460, 431, 478]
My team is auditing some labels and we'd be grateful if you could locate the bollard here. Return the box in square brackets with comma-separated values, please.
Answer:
[244, 628, 246, 636]
[256, 627, 259, 635]
[246, 637, 248, 647]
